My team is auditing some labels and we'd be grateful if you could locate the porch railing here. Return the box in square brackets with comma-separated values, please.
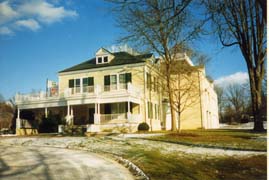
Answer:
[16, 83, 141, 102]
[99, 113, 127, 124]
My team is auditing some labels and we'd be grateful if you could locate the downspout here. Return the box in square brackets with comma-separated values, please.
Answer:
[198, 71, 203, 129]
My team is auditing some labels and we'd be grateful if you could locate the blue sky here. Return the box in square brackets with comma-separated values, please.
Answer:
[0, 0, 248, 100]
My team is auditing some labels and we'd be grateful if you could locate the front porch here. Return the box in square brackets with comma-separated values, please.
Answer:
[68, 102, 141, 133]
[16, 101, 142, 134]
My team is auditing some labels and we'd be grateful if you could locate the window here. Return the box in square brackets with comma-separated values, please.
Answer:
[98, 57, 102, 63]
[69, 79, 74, 88]
[126, 73, 132, 83]
[83, 77, 94, 92]
[110, 75, 117, 90]
[155, 104, 158, 119]
[153, 77, 156, 91]
[97, 56, 109, 64]
[146, 73, 151, 90]
[83, 78, 88, 86]
[75, 79, 80, 93]
[103, 56, 108, 63]
[104, 75, 110, 91]
[147, 101, 153, 119]
[119, 73, 132, 89]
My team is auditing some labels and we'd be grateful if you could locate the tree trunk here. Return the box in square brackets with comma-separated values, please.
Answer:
[177, 112, 181, 133]
[249, 69, 264, 131]
[177, 73, 181, 132]
[166, 73, 177, 132]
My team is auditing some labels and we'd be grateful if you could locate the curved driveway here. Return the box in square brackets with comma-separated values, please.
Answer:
[0, 145, 134, 180]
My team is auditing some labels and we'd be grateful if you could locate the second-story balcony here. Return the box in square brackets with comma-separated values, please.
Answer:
[15, 83, 141, 103]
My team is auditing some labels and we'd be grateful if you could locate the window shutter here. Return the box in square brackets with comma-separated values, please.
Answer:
[104, 75, 110, 85]
[88, 77, 94, 86]
[126, 73, 132, 83]
[69, 79, 74, 88]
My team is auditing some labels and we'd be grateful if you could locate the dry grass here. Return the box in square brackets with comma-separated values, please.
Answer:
[124, 148, 267, 180]
[147, 129, 267, 151]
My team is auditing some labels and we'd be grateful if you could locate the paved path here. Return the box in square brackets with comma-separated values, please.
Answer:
[0, 145, 134, 180]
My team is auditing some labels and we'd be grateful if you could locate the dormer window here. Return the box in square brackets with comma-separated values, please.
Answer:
[98, 57, 102, 63]
[96, 56, 109, 64]
[95, 48, 114, 64]
[104, 56, 108, 63]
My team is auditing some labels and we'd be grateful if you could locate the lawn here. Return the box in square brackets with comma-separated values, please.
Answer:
[145, 129, 267, 151]
[0, 129, 267, 180]
[123, 148, 266, 180]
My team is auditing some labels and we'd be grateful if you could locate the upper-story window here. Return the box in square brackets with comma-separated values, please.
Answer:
[69, 77, 94, 94]
[104, 73, 132, 91]
[83, 77, 94, 93]
[75, 79, 81, 93]
[96, 56, 109, 64]
[146, 73, 151, 90]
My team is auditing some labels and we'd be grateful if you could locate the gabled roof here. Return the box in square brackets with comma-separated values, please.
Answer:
[59, 51, 153, 73]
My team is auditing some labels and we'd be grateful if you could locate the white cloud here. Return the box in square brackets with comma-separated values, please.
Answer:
[214, 72, 249, 87]
[0, 1, 18, 24]
[15, 19, 40, 31]
[0, 0, 78, 36]
[0, 26, 13, 35]
[18, 0, 78, 24]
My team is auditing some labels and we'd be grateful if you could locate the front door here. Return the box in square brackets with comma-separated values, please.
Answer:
[88, 108, 95, 124]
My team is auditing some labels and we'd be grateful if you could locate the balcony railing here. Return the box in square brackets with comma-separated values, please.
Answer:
[15, 83, 141, 102]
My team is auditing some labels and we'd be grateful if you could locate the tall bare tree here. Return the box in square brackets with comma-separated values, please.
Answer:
[108, 0, 205, 131]
[225, 83, 248, 121]
[165, 61, 200, 131]
[205, 0, 266, 131]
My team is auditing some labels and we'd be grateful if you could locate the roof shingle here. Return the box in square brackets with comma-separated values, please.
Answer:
[59, 51, 153, 73]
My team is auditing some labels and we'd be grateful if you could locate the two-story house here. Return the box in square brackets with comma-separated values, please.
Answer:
[15, 46, 219, 135]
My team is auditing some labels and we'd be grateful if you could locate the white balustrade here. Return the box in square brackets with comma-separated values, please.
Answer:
[15, 83, 142, 103]
[99, 113, 127, 124]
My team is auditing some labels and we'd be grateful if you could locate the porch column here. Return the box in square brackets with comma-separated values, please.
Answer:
[94, 103, 100, 124]
[98, 103, 100, 124]
[45, 107, 48, 118]
[16, 108, 21, 129]
[127, 101, 131, 122]
[70, 106, 74, 125]
[66, 104, 71, 125]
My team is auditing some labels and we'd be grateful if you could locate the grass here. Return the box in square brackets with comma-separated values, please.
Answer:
[145, 129, 267, 151]
[123, 148, 267, 180]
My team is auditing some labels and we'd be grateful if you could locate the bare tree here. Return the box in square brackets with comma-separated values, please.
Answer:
[204, 0, 266, 131]
[0, 102, 15, 130]
[225, 83, 248, 122]
[171, 64, 200, 131]
[108, 0, 205, 131]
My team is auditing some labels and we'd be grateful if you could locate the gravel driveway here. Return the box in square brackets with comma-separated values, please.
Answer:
[0, 145, 134, 180]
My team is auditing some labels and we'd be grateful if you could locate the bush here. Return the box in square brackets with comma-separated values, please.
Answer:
[39, 114, 61, 133]
[138, 122, 150, 131]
